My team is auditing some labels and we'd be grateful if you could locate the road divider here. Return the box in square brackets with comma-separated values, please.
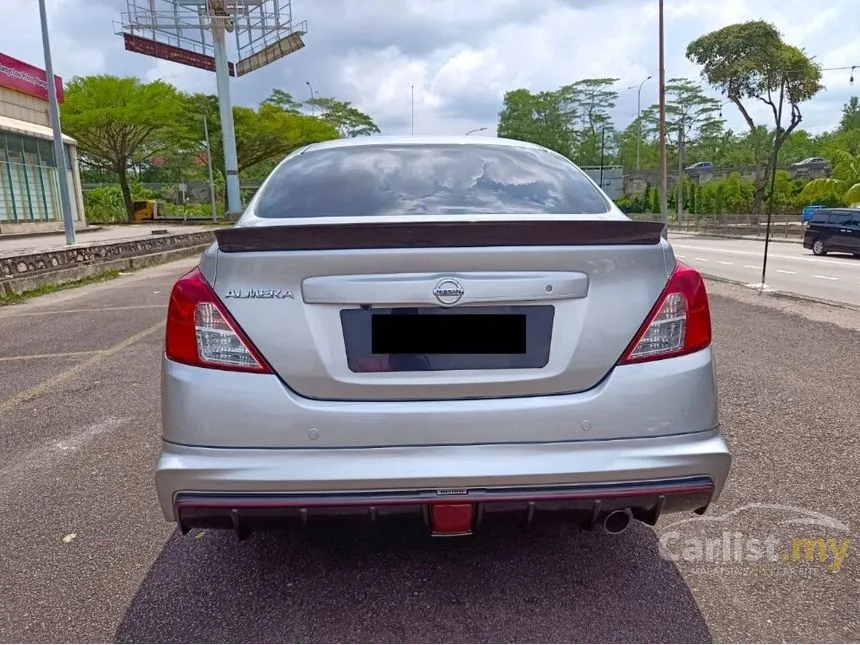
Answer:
[0, 230, 215, 297]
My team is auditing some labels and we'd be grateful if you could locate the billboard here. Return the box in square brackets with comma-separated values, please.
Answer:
[0, 52, 64, 103]
[122, 33, 235, 76]
[234, 30, 305, 77]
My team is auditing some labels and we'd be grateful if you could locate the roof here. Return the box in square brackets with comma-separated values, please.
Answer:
[0, 113, 76, 145]
[303, 135, 547, 153]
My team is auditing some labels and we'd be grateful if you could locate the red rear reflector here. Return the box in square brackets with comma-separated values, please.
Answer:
[430, 503, 475, 536]
[619, 261, 711, 364]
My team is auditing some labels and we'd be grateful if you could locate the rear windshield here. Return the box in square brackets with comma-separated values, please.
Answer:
[253, 143, 610, 218]
[810, 210, 830, 223]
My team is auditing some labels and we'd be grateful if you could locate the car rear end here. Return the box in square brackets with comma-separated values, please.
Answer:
[156, 137, 731, 539]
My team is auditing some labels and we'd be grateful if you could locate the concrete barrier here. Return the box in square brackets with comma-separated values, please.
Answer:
[0, 230, 214, 296]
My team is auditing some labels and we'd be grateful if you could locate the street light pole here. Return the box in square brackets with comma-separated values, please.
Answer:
[38, 0, 75, 245]
[599, 126, 606, 188]
[411, 84, 414, 136]
[635, 75, 652, 171]
[657, 0, 668, 232]
[203, 114, 217, 223]
[306, 81, 315, 115]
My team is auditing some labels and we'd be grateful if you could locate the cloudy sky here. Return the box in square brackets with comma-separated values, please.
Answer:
[3, 0, 859, 137]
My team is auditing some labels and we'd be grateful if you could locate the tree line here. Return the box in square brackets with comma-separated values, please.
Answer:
[497, 20, 860, 214]
[60, 75, 380, 221]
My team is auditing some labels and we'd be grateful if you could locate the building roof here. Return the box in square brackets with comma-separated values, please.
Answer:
[0, 113, 76, 145]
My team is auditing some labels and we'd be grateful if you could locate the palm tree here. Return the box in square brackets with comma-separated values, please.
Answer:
[800, 150, 860, 206]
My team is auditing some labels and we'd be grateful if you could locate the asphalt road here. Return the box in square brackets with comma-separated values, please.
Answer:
[0, 258, 858, 643]
[669, 234, 860, 308]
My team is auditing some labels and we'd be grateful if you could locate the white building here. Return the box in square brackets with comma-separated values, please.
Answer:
[0, 52, 86, 234]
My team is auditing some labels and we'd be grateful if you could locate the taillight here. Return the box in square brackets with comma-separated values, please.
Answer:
[619, 262, 711, 364]
[165, 267, 271, 373]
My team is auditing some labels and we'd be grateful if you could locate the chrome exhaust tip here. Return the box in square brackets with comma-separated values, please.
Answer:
[603, 508, 633, 534]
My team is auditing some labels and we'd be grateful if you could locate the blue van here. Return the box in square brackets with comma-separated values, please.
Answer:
[801, 204, 824, 223]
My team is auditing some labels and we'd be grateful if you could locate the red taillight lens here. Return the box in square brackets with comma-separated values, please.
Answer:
[165, 267, 271, 373]
[619, 262, 711, 364]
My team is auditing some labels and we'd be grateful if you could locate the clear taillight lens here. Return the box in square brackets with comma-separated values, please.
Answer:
[194, 302, 261, 369]
[619, 262, 711, 364]
[165, 268, 270, 373]
[626, 293, 687, 359]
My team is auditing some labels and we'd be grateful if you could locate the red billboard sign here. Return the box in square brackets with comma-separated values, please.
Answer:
[123, 33, 235, 76]
[0, 52, 64, 103]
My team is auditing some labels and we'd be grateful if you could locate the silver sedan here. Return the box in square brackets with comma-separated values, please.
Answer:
[156, 136, 731, 540]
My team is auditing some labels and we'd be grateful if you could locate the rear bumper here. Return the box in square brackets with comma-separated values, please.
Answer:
[157, 428, 731, 530]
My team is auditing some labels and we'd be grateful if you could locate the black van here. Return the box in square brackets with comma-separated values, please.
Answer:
[802, 208, 860, 256]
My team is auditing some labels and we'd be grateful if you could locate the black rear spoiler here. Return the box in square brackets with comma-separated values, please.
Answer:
[215, 220, 666, 253]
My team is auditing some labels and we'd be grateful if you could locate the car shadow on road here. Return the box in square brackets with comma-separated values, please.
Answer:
[115, 520, 710, 643]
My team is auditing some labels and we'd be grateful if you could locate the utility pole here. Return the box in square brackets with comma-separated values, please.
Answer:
[212, 17, 241, 218]
[658, 0, 668, 233]
[38, 0, 75, 245]
[677, 122, 684, 226]
[203, 114, 217, 223]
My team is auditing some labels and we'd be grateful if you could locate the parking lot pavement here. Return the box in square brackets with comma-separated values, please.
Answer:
[670, 234, 860, 308]
[0, 258, 858, 643]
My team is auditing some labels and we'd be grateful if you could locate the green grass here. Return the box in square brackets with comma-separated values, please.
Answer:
[0, 270, 123, 306]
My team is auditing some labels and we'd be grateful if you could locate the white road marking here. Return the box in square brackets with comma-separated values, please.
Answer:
[695, 257, 710, 262]
[671, 243, 859, 267]
[776, 269, 796, 274]
[744, 265, 760, 269]
[676, 254, 686, 258]
[718, 261, 733, 265]
[812, 275, 838, 281]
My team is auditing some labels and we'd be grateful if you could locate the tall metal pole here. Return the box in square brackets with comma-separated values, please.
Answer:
[38, 0, 75, 245]
[636, 75, 651, 171]
[203, 114, 217, 223]
[760, 83, 785, 289]
[657, 0, 668, 231]
[212, 20, 241, 217]
[411, 84, 414, 136]
[677, 122, 684, 225]
[599, 126, 606, 188]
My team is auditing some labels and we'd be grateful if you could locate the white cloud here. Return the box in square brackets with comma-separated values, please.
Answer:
[0, 0, 857, 138]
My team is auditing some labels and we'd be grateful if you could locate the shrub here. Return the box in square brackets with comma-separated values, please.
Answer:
[83, 186, 126, 223]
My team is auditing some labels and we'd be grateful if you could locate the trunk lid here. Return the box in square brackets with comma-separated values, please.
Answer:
[211, 218, 670, 401]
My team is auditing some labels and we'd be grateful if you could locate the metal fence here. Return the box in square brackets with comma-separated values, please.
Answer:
[580, 166, 623, 200]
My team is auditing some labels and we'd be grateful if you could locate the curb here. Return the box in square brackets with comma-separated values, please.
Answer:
[701, 272, 860, 313]
[0, 226, 104, 241]
[0, 244, 208, 297]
